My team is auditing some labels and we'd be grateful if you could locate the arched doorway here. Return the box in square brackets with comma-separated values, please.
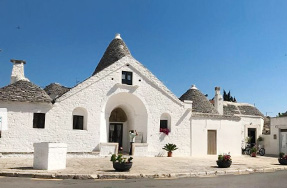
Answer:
[108, 108, 127, 148]
[102, 92, 148, 153]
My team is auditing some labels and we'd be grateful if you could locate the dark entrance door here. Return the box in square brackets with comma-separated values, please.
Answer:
[109, 123, 123, 148]
[248, 128, 256, 144]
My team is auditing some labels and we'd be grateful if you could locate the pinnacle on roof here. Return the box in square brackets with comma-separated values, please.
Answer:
[179, 85, 219, 114]
[92, 34, 132, 75]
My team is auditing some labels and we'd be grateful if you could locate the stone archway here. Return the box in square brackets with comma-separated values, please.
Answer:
[101, 92, 148, 153]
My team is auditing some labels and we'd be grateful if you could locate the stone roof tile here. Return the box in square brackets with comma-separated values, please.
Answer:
[92, 34, 131, 75]
[179, 85, 219, 114]
[44, 83, 70, 100]
[0, 80, 52, 103]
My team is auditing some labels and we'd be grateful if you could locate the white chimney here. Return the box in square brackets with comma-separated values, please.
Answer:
[214, 86, 223, 115]
[10, 59, 29, 84]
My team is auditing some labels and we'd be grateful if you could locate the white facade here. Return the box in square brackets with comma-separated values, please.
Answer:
[263, 116, 287, 155]
[0, 35, 264, 157]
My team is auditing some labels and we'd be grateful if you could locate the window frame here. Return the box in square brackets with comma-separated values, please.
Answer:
[73, 115, 84, 130]
[122, 71, 133, 85]
[33, 113, 45, 129]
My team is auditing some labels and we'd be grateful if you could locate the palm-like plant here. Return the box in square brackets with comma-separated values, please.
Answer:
[162, 143, 178, 152]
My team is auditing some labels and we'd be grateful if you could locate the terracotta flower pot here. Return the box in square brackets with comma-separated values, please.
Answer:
[167, 151, 172, 157]
[251, 152, 256, 157]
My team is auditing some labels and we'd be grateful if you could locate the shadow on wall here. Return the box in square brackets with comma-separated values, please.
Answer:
[159, 133, 166, 142]
[175, 110, 190, 127]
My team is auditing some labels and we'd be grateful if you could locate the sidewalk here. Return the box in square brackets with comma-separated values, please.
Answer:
[0, 155, 285, 179]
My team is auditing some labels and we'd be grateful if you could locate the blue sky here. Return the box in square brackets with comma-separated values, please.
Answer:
[0, 0, 287, 117]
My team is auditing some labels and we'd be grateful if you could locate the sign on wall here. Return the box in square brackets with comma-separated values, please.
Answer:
[0, 108, 8, 131]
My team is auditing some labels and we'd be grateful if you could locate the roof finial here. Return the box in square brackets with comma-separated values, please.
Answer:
[115, 33, 122, 39]
[191, 85, 198, 90]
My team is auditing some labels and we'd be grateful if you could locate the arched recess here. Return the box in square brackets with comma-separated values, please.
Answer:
[101, 92, 148, 152]
[72, 107, 88, 130]
[160, 113, 171, 132]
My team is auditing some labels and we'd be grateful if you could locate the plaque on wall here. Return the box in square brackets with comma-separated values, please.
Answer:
[135, 132, 143, 143]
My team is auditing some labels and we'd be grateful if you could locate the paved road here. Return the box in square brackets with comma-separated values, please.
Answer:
[0, 170, 285, 188]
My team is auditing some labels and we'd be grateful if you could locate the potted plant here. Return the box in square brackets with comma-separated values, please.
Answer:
[110, 154, 133, 171]
[216, 154, 232, 168]
[278, 152, 287, 165]
[162, 143, 178, 157]
[250, 147, 257, 157]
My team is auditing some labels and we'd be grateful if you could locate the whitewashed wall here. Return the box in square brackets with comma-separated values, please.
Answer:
[240, 116, 264, 147]
[0, 102, 52, 152]
[263, 117, 287, 155]
[191, 118, 242, 156]
[0, 56, 191, 156]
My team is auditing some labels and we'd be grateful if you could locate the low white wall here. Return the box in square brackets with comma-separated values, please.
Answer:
[132, 143, 148, 156]
[99, 143, 118, 156]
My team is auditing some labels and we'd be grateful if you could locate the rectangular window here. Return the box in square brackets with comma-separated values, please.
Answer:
[73, 115, 84, 130]
[33, 113, 45, 129]
[122, 71, 133, 85]
[160, 120, 168, 129]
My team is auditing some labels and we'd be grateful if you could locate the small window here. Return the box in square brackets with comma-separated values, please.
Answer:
[73, 115, 84, 130]
[160, 120, 168, 129]
[122, 71, 133, 85]
[33, 113, 45, 129]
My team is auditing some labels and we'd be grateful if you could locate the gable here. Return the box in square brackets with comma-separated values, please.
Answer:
[56, 56, 184, 106]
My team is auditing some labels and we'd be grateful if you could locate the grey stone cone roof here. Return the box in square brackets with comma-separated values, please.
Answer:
[223, 102, 264, 117]
[92, 36, 131, 75]
[179, 86, 219, 114]
[44, 83, 70, 100]
[0, 80, 52, 103]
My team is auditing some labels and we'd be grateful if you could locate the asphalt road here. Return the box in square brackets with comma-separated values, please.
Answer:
[0, 171, 286, 188]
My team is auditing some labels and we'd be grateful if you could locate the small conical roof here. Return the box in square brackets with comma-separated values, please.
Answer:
[44, 83, 70, 100]
[0, 80, 52, 103]
[179, 85, 218, 114]
[92, 34, 131, 75]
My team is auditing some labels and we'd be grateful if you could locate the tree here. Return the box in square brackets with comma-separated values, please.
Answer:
[278, 111, 287, 117]
[223, 90, 237, 102]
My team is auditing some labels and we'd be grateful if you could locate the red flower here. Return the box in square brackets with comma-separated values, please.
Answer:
[160, 128, 170, 135]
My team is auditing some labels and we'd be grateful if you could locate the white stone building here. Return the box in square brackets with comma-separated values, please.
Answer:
[263, 116, 287, 155]
[0, 34, 264, 156]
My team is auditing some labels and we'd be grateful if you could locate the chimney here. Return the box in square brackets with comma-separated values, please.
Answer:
[10, 59, 29, 84]
[214, 87, 223, 115]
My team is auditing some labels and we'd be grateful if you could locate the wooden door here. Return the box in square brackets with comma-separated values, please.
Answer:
[109, 123, 123, 148]
[208, 130, 217, 155]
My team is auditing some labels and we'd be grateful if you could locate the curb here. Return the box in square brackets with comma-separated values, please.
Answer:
[1, 167, 287, 180]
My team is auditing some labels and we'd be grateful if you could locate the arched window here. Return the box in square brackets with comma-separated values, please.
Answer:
[160, 113, 171, 135]
[72, 107, 87, 130]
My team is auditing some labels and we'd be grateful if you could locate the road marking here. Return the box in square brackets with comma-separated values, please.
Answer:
[31, 178, 63, 181]
[95, 179, 126, 181]
[154, 177, 178, 180]
[197, 175, 217, 178]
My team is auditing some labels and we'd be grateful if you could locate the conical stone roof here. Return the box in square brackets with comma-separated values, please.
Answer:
[0, 80, 52, 103]
[44, 83, 70, 100]
[179, 85, 218, 114]
[92, 34, 131, 75]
